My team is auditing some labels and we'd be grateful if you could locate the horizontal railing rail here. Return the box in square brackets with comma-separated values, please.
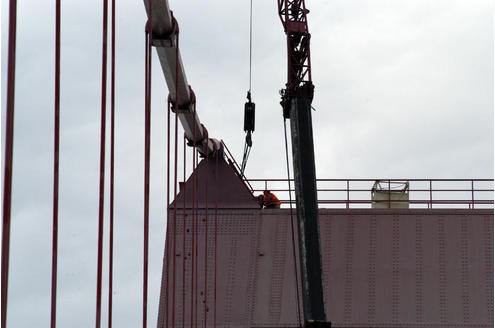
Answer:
[247, 178, 494, 209]
[221, 140, 255, 193]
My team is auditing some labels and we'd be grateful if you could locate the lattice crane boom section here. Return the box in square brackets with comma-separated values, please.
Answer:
[143, 0, 221, 156]
[278, 0, 314, 101]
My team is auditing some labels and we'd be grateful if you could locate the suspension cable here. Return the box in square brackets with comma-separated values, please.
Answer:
[172, 31, 180, 328]
[194, 142, 199, 328]
[213, 155, 218, 327]
[165, 97, 172, 327]
[181, 135, 187, 327]
[143, 16, 152, 328]
[95, 0, 109, 325]
[204, 155, 209, 327]
[107, 0, 116, 325]
[283, 118, 302, 328]
[190, 106, 198, 327]
[1, 0, 16, 324]
[50, 0, 61, 326]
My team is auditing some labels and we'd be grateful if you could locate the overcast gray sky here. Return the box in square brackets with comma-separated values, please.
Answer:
[1, 0, 493, 327]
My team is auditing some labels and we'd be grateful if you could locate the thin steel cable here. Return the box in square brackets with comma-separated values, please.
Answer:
[107, 0, 116, 325]
[194, 136, 199, 328]
[143, 21, 152, 328]
[248, 0, 253, 92]
[172, 32, 180, 328]
[95, 0, 109, 325]
[1, 1, 16, 324]
[181, 135, 187, 327]
[213, 154, 219, 327]
[190, 106, 198, 327]
[165, 98, 172, 327]
[50, 0, 61, 326]
[241, 141, 251, 174]
[283, 118, 302, 328]
[204, 155, 209, 327]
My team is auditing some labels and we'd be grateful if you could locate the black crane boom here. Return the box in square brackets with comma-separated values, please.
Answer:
[278, 1, 331, 326]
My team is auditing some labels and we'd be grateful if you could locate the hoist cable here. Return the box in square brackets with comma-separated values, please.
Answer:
[95, 0, 108, 325]
[108, 0, 116, 325]
[241, 0, 254, 175]
[283, 118, 303, 328]
[248, 0, 253, 92]
[50, 0, 61, 326]
[241, 139, 251, 175]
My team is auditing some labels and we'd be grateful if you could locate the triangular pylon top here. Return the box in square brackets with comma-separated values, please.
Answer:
[171, 155, 259, 209]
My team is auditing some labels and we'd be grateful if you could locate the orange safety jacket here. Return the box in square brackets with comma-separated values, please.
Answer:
[261, 192, 281, 208]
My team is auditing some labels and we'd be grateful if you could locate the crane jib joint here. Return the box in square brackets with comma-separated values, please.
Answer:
[168, 86, 196, 113]
[186, 123, 208, 147]
[150, 13, 179, 48]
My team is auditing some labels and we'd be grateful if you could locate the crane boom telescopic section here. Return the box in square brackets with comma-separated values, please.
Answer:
[278, 1, 331, 326]
[143, 0, 221, 156]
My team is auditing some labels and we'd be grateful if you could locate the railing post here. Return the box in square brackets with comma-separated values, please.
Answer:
[388, 179, 391, 209]
[429, 180, 433, 209]
[346, 180, 350, 209]
[471, 180, 475, 209]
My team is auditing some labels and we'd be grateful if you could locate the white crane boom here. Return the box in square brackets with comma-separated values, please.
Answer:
[143, 0, 220, 156]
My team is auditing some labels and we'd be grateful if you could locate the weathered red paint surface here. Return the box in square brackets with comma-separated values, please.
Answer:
[158, 160, 493, 327]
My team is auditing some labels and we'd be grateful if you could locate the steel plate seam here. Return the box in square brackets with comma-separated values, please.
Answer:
[438, 217, 447, 324]
[414, 217, 423, 323]
[483, 217, 493, 322]
[392, 216, 400, 324]
[343, 216, 355, 323]
[367, 217, 377, 324]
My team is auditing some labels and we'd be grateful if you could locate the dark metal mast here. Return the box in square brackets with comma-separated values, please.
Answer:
[277, 1, 331, 326]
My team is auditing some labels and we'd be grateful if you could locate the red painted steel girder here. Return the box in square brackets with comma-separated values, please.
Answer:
[158, 207, 494, 327]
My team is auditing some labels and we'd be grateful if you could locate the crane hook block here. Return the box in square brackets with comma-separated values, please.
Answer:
[244, 101, 255, 133]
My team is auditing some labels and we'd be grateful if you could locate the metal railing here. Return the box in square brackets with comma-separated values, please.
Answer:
[247, 178, 494, 209]
[220, 140, 255, 193]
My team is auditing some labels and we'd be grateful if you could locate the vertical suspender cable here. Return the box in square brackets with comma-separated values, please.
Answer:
[165, 98, 172, 327]
[193, 119, 199, 328]
[190, 115, 197, 326]
[50, 0, 61, 326]
[283, 119, 302, 328]
[171, 33, 180, 328]
[194, 145, 199, 328]
[181, 135, 186, 327]
[107, 0, 116, 325]
[1, 0, 17, 326]
[203, 155, 209, 327]
[213, 155, 218, 327]
[95, 0, 108, 325]
[143, 19, 152, 328]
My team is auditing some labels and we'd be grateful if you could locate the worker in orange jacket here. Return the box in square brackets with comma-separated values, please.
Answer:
[258, 190, 281, 208]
